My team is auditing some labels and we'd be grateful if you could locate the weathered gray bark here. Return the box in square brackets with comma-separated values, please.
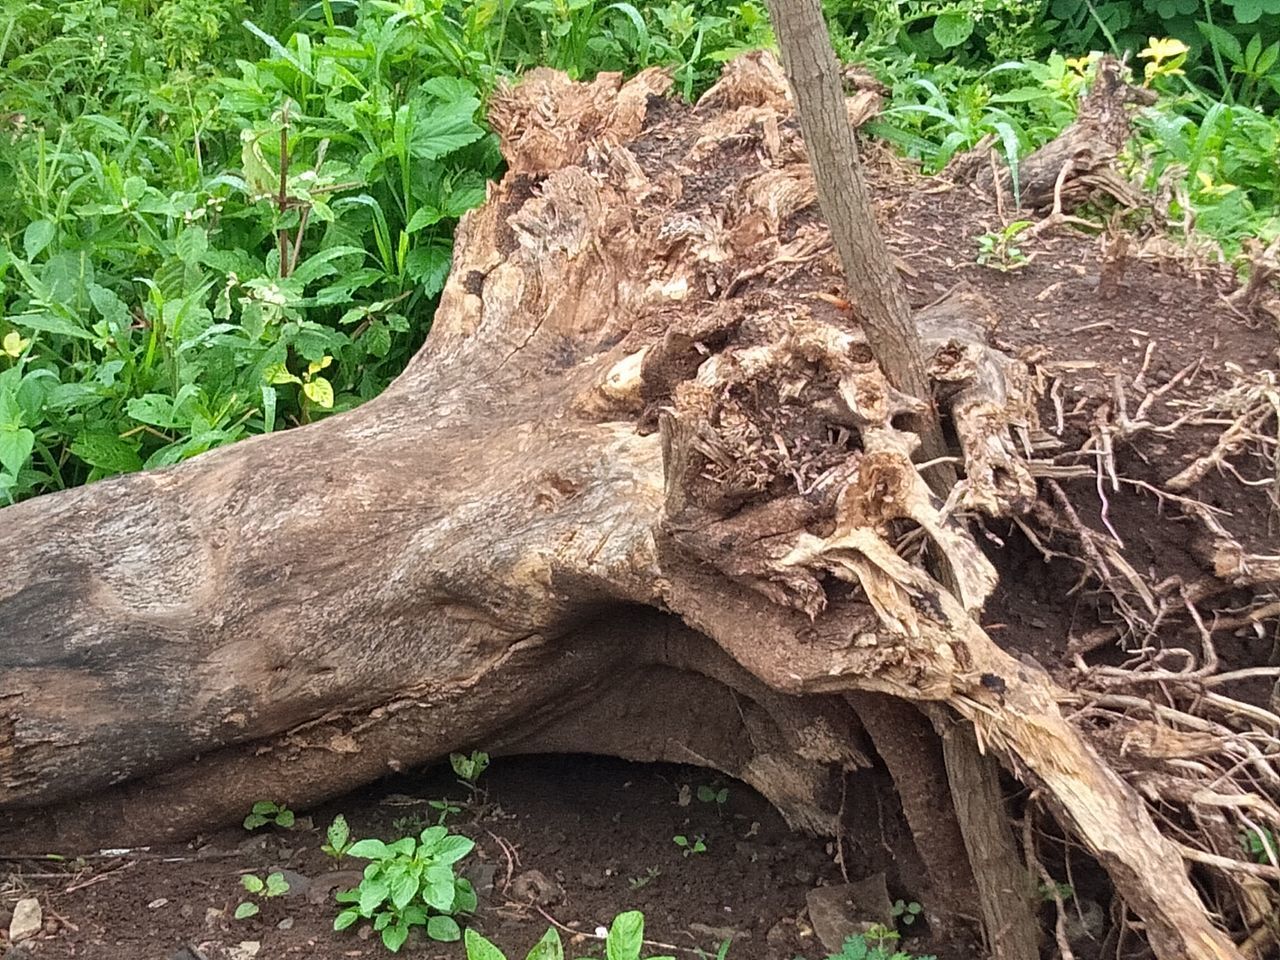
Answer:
[0, 57, 1246, 960]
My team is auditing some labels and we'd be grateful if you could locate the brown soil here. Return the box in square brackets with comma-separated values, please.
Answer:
[0, 756, 903, 960]
[3, 91, 1277, 960]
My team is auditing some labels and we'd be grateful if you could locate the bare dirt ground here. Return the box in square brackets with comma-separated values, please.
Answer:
[2, 105, 1276, 960]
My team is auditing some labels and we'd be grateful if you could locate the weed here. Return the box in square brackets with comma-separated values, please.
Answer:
[322, 814, 352, 860]
[450, 750, 491, 800]
[673, 834, 707, 857]
[235, 871, 290, 919]
[391, 813, 432, 836]
[1037, 879, 1075, 902]
[1243, 826, 1278, 864]
[695, 784, 729, 813]
[890, 900, 923, 927]
[464, 910, 676, 960]
[817, 925, 937, 960]
[628, 866, 661, 889]
[243, 800, 295, 830]
[975, 221, 1033, 270]
[334, 826, 477, 952]
[430, 799, 464, 825]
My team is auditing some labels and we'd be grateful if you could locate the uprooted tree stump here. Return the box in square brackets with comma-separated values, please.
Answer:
[0, 54, 1266, 960]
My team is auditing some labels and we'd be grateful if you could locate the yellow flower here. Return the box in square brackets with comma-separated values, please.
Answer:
[2, 331, 29, 358]
[1139, 37, 1189, 63]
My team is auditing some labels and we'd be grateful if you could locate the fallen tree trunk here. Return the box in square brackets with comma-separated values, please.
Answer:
[0, 57, 1248, 960]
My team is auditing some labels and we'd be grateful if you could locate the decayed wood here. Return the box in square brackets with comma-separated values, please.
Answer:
[953, 56, 1151, 212]
[762, 0, 948, 466]
[0, 55, 1252, 960]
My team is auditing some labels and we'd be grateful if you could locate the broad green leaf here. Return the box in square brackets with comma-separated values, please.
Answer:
[251, 801, 277, 814]
[464, 928, 508, 960]
[606, 912, 644, 960]
[0, 427, 35, 476]
[234, 902, 259, 919]
[433, 835, 475, 865]
[418, 826, 448, 850]
[303, 376, 334, 408]
[932, 11, 974, 48]
[453, 877, 478, 913]
[12, 312, 94, 341]
[175, 226, 208, 264]
[347, 838, 391, 860]
[327, 815, 350, 850]
[382, 920, 410, 952]
[404, 241, 452, 297]
[426, 916, 461, 942]
[390, 872, 419, 910]
[358, 878, 390, 915]
[71, 433, 142, 475]
[241, 875, 265, 893]
[410, 98, 486, 161]
[23, 220, 57, 260]
[275, 809, 295, 828]
[265, 872, 290, 896]
[526, 926, 565, 960]
[334, 907, 360, 931]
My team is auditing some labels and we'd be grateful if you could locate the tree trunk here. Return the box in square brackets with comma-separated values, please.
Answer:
[0, 58, 1245, 960]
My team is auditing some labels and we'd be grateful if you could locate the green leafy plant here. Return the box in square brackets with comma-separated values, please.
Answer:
[322, 814, 353, 860]
[1037, 879, 1075, 902]
[975, 221, 1033, 269]
[430, 798, 464, 825]
[821, 925, 937, 960]
[1243, 826, 1278, 863]
[333, 826, 477, 952]
[890, 900, 923, 927]
[235, 871, 290, 919]
[392, 813, 432, 836]
[695, 784, 729, 812]
[450, 750, 491, 796]
[464, 911, 676, 960]
[628, 866, 661, 889]
[673, 834, 707, 857]
[243, 800, 295, 830]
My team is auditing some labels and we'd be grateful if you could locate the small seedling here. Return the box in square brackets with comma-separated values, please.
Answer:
[695, 784, 729, 815]
[891, 899, 923, 927]
[321, 814, 352, 860]
[695, 940, 732, 960]
[824, 925, 937, 960]
[464, 910, 676, 960]
[673, 835, 707, 857]
[243, 800, 295, 830]
[235, 871, 290, 919]
[975, 221, 1032, 271]
[450, 750, 490, 800]
[1243, 826, 1278, 864]
[430, 799, 462, 825]
[1037, 879, 1075, 902]
[628, 866, 661, 890]
[392, 813, 431, 835]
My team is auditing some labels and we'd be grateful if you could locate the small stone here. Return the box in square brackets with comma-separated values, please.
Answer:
[180, 903, 193, 919]
[149, 897, 170, 909]
[462, 863, 499, 897]
[8, 898, 42, 943]
[511, 870, 563, 906]
[42, 918, 60, 936]
[270, 869, 311, 899]
[793, 866, 815, 885]
[806, 875, 894, 956]
[689, 923, 749, 943]
[227, 942, 261, 960]
[205, 906, 226, 929]
[277, 917, 295, 931]
[578, 869, 605, 890]
[357, 924, 373, 940]
[305, 869, 363, 906]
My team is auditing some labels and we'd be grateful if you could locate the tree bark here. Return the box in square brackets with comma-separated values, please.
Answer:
[0, 59, 1245, 960]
